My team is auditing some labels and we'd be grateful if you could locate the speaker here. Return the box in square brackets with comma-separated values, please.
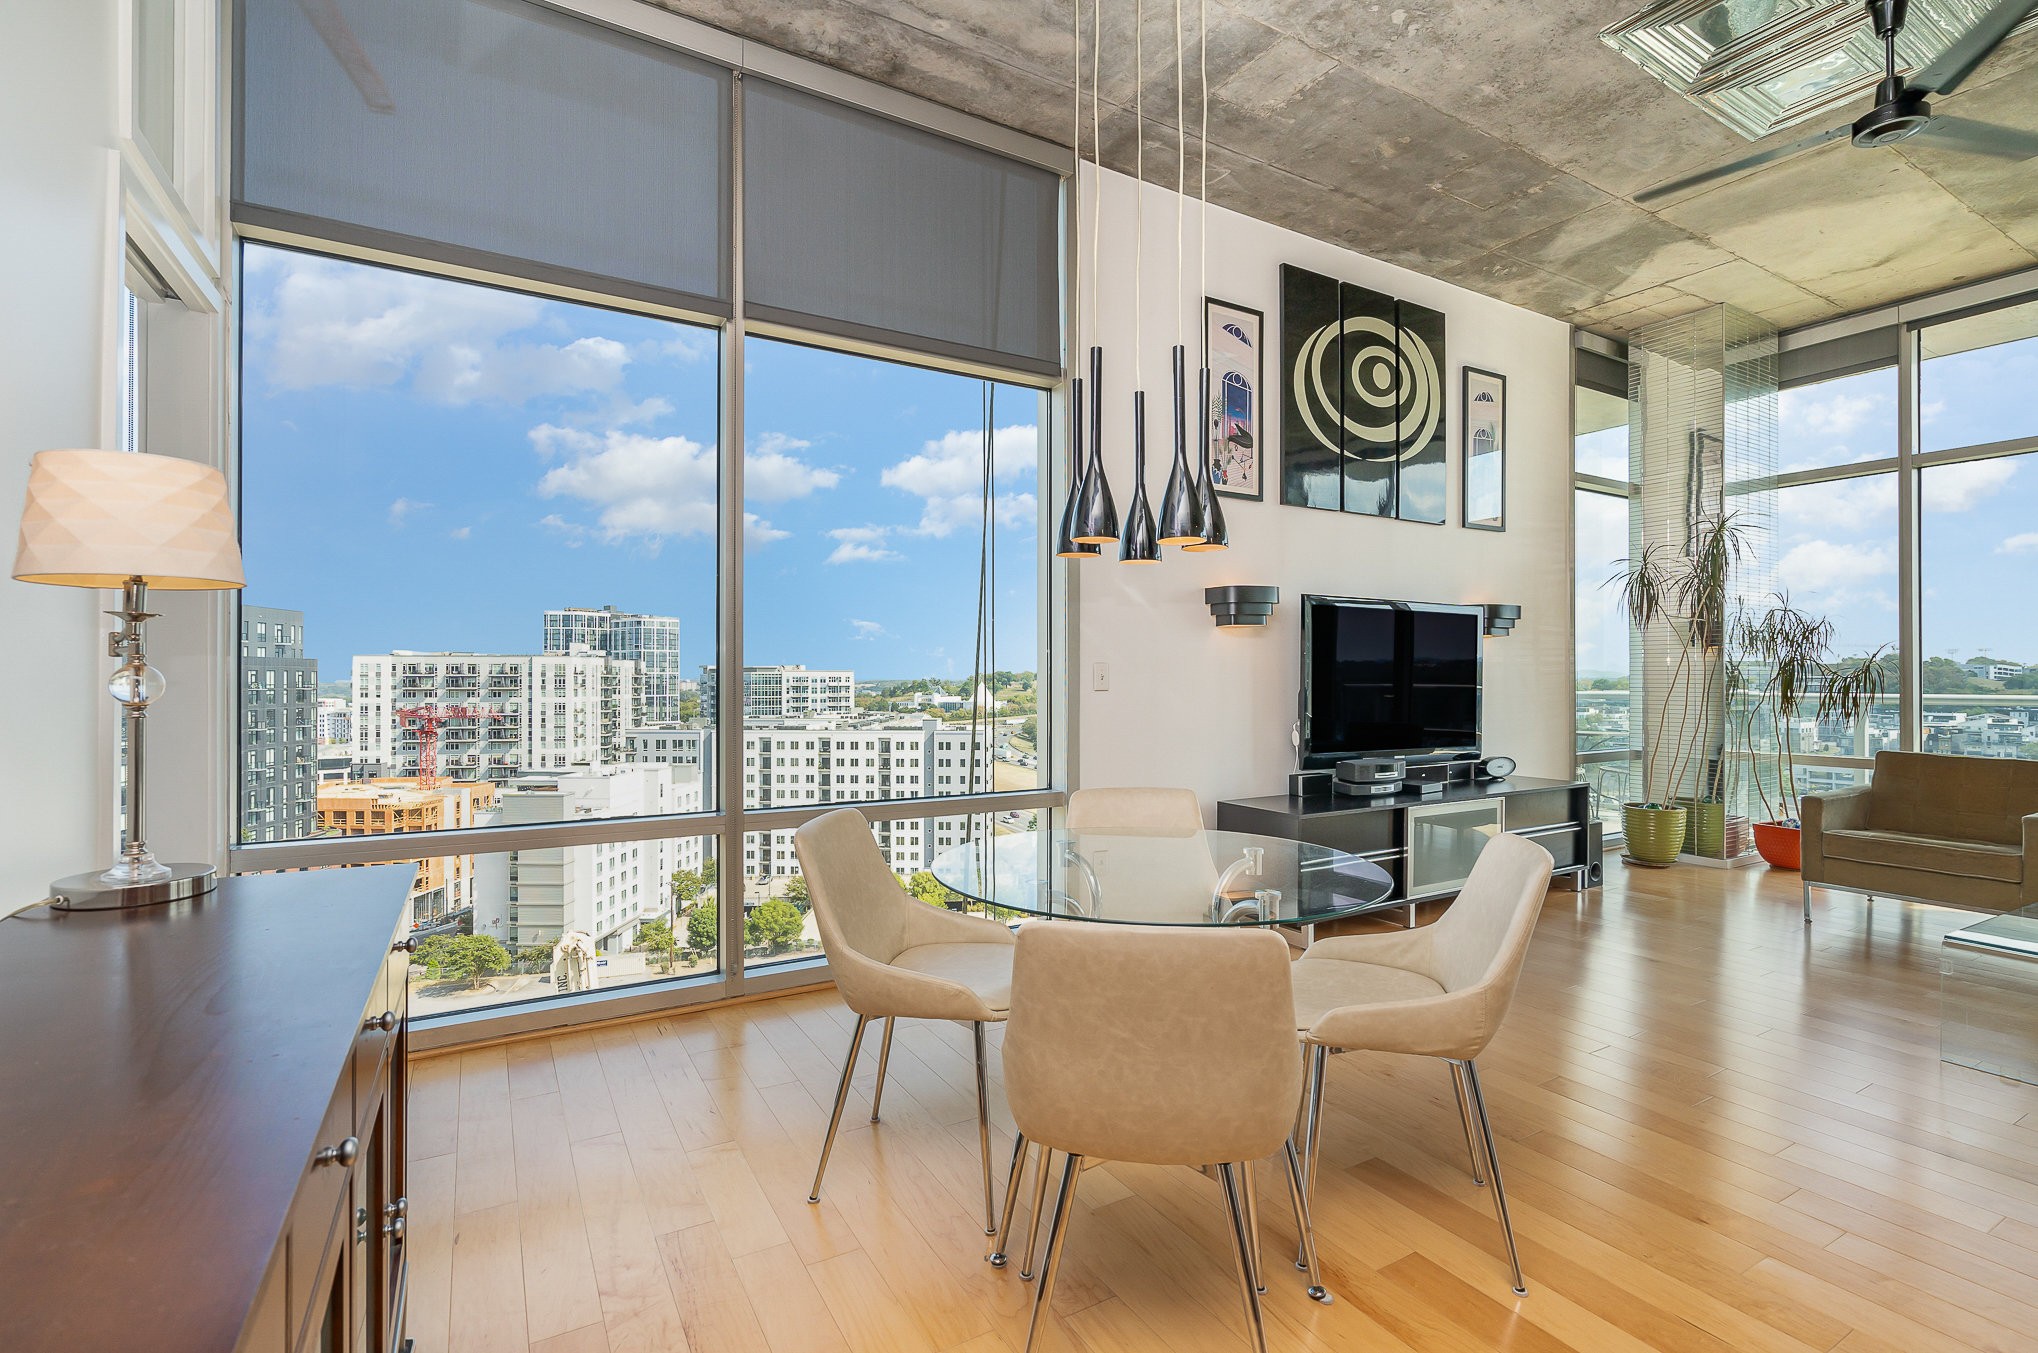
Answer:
[1583, 820, 1605, 887]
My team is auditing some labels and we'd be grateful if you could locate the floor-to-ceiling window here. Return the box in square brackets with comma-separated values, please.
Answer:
[228, 0, 1066, 1037]
[1573, 363, 1637, 835]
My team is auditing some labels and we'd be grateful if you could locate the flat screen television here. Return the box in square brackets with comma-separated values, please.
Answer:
[1300, 595, 1482, 767]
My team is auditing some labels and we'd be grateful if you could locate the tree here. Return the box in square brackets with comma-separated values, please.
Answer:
[671, 866, 707, 906]
[416, 933, 510, 987]
[685, 903, 718, 960]
[745, 897, 807, 954]
[906, 870, 962, 909]
[782, 874, 810, 908]
[634, 918, 679, 974]
[1921, 656, 1986, 695]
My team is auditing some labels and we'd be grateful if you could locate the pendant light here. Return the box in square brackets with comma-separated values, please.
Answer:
[1055, 0, 1100, 560]
[1157, 0, 1205, 548]
[1120, 0, 1159, 563]
[1068, 0, 1117, 547]
[1182, 0, 1229, 553]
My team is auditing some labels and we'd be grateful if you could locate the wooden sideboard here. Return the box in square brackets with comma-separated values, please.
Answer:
[0, 865, 417, 1353]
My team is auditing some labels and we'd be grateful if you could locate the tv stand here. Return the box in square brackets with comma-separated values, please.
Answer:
[1218, 774, 1592, 922]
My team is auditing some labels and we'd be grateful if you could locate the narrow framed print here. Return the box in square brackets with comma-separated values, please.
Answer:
[1204, 297, 1264, 501]
[1461, 366, 1506, 531]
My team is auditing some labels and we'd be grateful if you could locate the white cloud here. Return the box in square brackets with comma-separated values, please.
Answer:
[849, 619, 889, 640]
[881, 424, 1039, 537]
[245, 249, 629, 405]
[826, 526, 902, 565]
[1923, 457, 2016, 512]
[535, 430, 717, 546]
[388, 497, 431, 527]
[1779, 475, 1894, 530]
[1999, 532, 2038, 555]
[745, 514, 790, 546]
[448, 525, 471, 541]
[1780, 387, 1881, 438]
[1777, 539, 1894, 591]
[747, 432, 842, 502]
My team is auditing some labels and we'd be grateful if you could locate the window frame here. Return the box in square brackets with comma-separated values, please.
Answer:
[222, 14, 1074, 1049]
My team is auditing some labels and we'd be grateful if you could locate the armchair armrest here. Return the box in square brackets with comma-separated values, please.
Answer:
[2023, 813, 2038, 906]
[1801, 785, 1873, 883]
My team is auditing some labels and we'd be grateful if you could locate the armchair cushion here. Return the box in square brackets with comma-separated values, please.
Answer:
[1292, 959, 1444, 1035]
[1824, 829, 2022, 884]
[891, 942, 1014, 1016]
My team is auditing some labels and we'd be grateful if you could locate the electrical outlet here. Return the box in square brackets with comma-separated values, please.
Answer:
[1090, 661, 1110, 691]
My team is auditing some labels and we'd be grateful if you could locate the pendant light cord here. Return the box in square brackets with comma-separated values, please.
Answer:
[1175, 0, 1184, 349]
[1199, 0, 1208, 303]
[1088, 0, 1101, 349]
[1134, 0, 1143, 389]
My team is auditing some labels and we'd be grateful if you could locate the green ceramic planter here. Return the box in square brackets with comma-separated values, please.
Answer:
[1623, 803, 1688, 865]
[1683, 800, 1727, 858]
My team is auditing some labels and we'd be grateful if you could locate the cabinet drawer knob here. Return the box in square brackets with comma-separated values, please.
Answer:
[382, 1215, 406, 1241]
[314, 1136, 359, 1168]
[383, 1195, 409, 1220]
[394, 936, 418, 953]
[366, 1010, 398, 1033]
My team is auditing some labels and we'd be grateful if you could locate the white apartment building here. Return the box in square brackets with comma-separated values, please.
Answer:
[351, 650, 637, 783]
[544, 606, 684, 723]
[622, 726, 715, 789]
[316, 697, 352, 745]
[700, 664, 854, 723]
[471, 764, 704, 951]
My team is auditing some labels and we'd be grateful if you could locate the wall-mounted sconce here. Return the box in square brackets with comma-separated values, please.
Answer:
[1482, 603, 1521, 637]
[1205, 586, 1280, 629]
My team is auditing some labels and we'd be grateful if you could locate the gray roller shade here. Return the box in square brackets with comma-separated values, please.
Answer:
[236, 0, 728, 313]
[1778, 326, 1898, 389]
[743, 80, 1063, 376]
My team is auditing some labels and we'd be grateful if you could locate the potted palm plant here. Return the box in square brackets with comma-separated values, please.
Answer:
[1733, 596, 1889, 869]
[1608, 514, 1746, 866]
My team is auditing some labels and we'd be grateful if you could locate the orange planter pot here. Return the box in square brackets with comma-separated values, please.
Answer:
[1752, 821, 1801, 870]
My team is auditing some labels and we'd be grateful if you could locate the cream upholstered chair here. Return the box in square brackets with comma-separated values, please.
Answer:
[1001, 923, 1327, 1353]
[794, 807, 1016, 1234]
[1290, 831, 1553, 1297]
[1064, 786, 1203, 836]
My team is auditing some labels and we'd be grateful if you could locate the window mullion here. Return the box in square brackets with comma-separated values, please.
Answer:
[1897, 323, 1922, 752]
[718, 72, 752, 992]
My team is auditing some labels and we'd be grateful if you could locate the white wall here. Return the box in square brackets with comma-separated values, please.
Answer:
[0, 2, 122, 900]
[1073, 165, 1574, 811]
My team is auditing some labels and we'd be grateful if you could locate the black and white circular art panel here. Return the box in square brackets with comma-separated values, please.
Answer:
[1290, 313, 1443, 463]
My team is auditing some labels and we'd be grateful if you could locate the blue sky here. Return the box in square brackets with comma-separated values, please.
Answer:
[240, 244, 1041, 684]
[1572, 326, 2038, 677]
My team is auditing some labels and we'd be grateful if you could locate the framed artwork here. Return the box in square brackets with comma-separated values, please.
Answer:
[1203, 297, 1264, 500]
[1278, 264, 1446, 523]
[1461, 366, 1506, 532]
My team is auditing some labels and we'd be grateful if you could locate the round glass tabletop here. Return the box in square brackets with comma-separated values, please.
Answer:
[928, 828, 1395, 927]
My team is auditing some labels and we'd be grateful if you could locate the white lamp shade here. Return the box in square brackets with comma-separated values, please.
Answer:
[13, 449, 244, 590]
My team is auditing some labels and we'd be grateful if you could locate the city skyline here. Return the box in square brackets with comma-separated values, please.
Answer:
[239, 244, 1042, 683]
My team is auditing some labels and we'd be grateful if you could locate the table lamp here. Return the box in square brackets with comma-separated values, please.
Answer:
[13, 449, 245, 908]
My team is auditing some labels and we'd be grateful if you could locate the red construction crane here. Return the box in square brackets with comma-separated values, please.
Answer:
[395, 704, 481, 788]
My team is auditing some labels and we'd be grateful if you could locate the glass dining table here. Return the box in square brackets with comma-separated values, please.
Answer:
[928, 827, 1396, 927]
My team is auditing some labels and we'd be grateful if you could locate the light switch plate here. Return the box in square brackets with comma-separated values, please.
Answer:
[1090, 661, 1109, 691]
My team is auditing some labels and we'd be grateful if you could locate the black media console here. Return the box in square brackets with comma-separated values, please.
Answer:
[1218, 771, 1593, 922]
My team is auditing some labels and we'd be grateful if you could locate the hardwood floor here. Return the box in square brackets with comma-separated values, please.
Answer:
[407, 865, 2038, 1353]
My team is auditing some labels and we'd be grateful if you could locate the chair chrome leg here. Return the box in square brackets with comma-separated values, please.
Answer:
[809, 1013, 870, 1204]
[974, 1020, 997, 1235]
[1295, 1043, 1328, 1270]
[1448, 1060, 1487, 1187]
[1283, 1138, 1331, 1303]
[1023, 1152, 1084, 1353]
[869, 1017, 896, 1122]
[1240, 1157, 1265, 1294]
[1217, 1164, 1272, 1353]
[1803, 881, 1812, 925]
[1461, 1059, 1527, 1296]
[988, 1133, 1029, 1266]
[1020, 1146, 1053, 1281]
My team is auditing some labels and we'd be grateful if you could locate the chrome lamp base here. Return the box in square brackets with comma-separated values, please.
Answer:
[50, 862, 219, 911]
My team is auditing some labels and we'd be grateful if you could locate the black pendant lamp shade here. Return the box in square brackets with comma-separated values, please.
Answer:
[1120, 389, 1160, 563]
[1072, 347, 1120, 544]
[1157, 345, 1205, 546]
[1182, 365, 1229, 552]
[1055, 376, 1101, 558]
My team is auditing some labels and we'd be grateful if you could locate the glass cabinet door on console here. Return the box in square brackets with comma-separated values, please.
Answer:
[1405, 799, 1504, 900]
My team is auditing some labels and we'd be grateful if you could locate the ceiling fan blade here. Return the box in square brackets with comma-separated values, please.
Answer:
[1633, 124, 1850, 205]
[1918, 114, 2038, 157]
[1910, 0, 2038, 96]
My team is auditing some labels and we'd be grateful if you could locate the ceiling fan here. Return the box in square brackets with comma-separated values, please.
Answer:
[1635, 0, 2038, 204]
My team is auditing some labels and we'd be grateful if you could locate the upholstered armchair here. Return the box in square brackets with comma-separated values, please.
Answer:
[1802, 751, 2038, 924]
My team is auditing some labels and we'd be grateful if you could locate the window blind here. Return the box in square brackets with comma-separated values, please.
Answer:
[742, 79, 1062, 376]
[236, 0, 729, 313]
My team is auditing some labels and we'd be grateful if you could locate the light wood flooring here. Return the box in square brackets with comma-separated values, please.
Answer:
[406, 865, 2038, 1353]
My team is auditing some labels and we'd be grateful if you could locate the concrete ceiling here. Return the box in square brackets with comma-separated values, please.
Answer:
[653, 0, 2038, 338]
